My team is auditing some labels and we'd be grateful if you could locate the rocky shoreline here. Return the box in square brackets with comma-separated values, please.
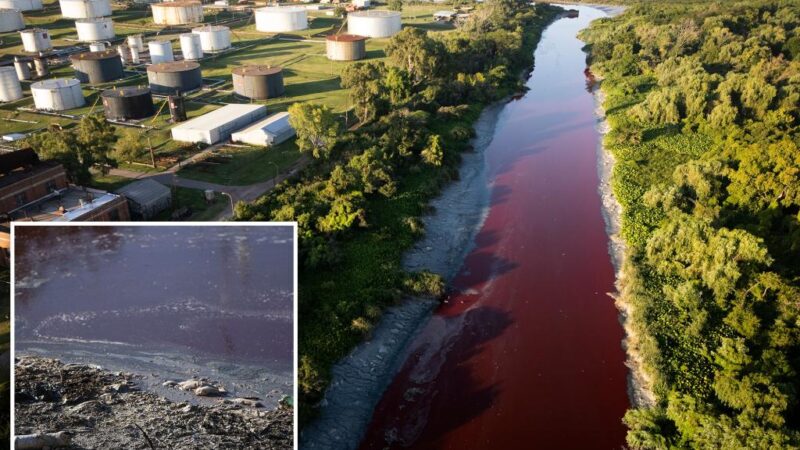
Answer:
[15, 356, 293, 449]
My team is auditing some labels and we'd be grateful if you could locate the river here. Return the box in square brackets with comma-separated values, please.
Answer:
[15, 225, 294, 408]
[359, 5, 629, 449]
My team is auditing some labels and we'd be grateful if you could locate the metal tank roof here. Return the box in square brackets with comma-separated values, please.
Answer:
[147, 61, 200, 73]
[326, 34, 367, 42]
[101, 85, 150, 98]
[231, 65, 282, 76]
[70, 49, 118, 60]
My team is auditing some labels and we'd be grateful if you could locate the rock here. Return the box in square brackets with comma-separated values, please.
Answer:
[178, 380, 203, 391]
[14, 431, 71, 449]
[194, 386, 221, 397]
[105, 383, 128, 393]
[231, 398, 263, 408]
[162, 380, 178, 387]
[180, 404, 194, 413]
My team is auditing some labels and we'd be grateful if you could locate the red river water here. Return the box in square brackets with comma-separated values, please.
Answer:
[360, 6, 629, 449]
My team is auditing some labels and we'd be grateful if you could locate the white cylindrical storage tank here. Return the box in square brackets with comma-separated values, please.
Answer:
[89, 41, 105, 51]
[0, 0, 42, 11]
[0, 9, 24, 32]
[14, 57, 32, 80]
[31, 78, 85, 111]
[348, 10, 401, 38]
[130, 46, 140, 64]
[191, 25, 230, 53]
[151, 1, 203, 25]
[255, 6, 307, 33]
[59, 0, 111, 18]
[0, 67, 23, 102]
[148, 40, 174, 64]
[127, 34, 144, 52]
[20, 29, 52, 53]
[75, 17, 115, 42]
[180, 33, 202, 60]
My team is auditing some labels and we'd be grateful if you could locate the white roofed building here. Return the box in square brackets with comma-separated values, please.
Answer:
[171, 104, 267, 145]
[231, 112, 295, 147]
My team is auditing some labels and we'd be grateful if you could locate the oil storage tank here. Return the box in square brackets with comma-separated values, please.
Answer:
[191, 25, 230, 53]
[31, 78, 85, 111]
[70, 49, 124, 83]
[348, 10, 401, 38]
[0, 0, 42, 11]
[59, 0, 111, 18]
[148, 40, 173, 64]
[0, 67, 23, 102]
[255, 6, 307, 33]
[147, 60, 202, 95]
[151, 1, 203, 25]
[127, 34, 144, 52]
[75, 17, 115, 42]
[20, 28, 52, 53]
[180, 33, 202, 60]
[232, 65, 284, 100]
[0, 9, 24, 33]
[326, 34, 366, 61]
[101, 86, 155, 120]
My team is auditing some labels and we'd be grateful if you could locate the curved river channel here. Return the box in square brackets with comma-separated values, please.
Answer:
[360, 5, 629, 449]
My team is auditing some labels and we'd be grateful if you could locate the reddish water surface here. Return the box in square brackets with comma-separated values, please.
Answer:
[360, 7, 628, 449]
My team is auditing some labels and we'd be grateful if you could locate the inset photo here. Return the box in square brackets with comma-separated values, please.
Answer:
[12, 223, 296, 449]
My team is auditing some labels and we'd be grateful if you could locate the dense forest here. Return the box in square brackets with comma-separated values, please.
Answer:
[580, 0, 800, 447]
[235, 0, 561, 422]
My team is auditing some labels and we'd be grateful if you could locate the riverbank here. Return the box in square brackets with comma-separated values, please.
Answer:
[591, 85, 656, 408]
[15, 356, 293, 449]
[299, 101, 503, 449]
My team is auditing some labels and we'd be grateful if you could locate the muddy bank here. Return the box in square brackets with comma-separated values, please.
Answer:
[15, 356, 293, 449]
[299, 104, 502, 450]
[592, 85, 656, 409]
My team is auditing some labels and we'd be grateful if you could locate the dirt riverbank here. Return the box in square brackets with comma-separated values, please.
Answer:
[15, 356, 293, 449]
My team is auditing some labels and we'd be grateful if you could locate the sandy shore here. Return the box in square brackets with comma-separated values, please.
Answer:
[300, 102, 503, 450]
[591, 85, 656, 408]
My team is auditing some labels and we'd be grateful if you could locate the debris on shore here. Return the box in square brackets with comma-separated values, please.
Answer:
[15, 356, 293, 449]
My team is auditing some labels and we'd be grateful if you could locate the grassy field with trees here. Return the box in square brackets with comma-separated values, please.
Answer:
[580, 0, 800, 447]
[235, 0, 562, 424]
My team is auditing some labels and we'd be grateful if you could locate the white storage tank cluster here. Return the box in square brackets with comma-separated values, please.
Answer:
[191, 25, 230, 53]
[255, 6, 307, 33]
[127, 34, 144, 52]
[59, 0, 111, 19]
[148, 40, 174, 64]
[0, 8, 24, 33]
[180, 33, 202, 60]
[75, 17, 114, 42]
[0, 67, 23, 102]
[31, 78, 85, 111]
[151, 1, 203, 25]
[20, 28, 52, 53]
[0, 0, 42, 11]
[348, 10, 401, 38]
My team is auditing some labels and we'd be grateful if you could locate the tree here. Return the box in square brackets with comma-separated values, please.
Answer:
[288, 102, 340, 159]
[26, 129, 90, 184]
[420, 134, 444, 166]
[387, 0, 402, 11]
[726, 139, 800, 211]
[340, 62, 387, 123]
[385, 28, 441, 85]
[112, 130, 147, 164]
[76, 114, 118, 172]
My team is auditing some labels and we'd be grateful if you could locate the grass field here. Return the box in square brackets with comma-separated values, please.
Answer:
[177, 139, 302, 184]
[1, 1, 455, 185]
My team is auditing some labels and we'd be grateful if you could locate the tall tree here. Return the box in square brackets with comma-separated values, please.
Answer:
[288, 102, 340, 159]
[386, 28, 441, 85]
[341, 62, 387, 123]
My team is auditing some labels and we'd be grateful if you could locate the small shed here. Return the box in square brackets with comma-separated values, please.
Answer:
[115, 179, 172, 220]
[231, 112, 295, 147]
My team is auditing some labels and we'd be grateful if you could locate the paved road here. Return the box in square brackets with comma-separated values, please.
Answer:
[109, 153, 310, 220]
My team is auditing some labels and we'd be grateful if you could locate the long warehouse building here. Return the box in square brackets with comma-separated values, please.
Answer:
[171, 104, 267, 145]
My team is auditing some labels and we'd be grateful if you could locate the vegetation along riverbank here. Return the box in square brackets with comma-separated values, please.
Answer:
[234, 0, 562, 424]
[581, 0, 800, 447]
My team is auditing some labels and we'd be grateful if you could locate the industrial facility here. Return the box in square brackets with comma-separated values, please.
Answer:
[326, 34, 367, 61]
[30, 78, 85, 111]
[75, 17, 115, 42]
[0, 0, 41, 11]
[232, 65, 284, 100]
[0, 8, 24, 33]
[151, 1, 203, 25]
[147, 60, 203, 95]
[348, 10, 402, 38]
[231, 111, 295, 147]
[192, 25, 231, 54]
[101, 86, 155, 120]
[59, 0, 111, 19]
[171, 104, 267, 145]
[255, 6, 308, 33]
[70, 49, 124, 84]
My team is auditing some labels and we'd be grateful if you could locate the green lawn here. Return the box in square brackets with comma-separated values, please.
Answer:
[177, 140, 302, 185]
[152, 186, 228, 221]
